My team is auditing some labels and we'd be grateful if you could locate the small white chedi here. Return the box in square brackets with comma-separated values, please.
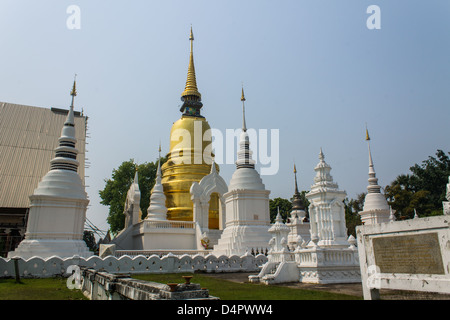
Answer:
[8, 80, 92, 259]
[287, 164, 310, 249]
[212, 88, 272, 256]
[358, 129, 391, 224]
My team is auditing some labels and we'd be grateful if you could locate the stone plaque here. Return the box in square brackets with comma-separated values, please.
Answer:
[372, 233, 445, 274]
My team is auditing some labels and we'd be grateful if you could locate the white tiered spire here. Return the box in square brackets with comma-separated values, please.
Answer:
[235, 86, 255, 170]
[310, 148, 339, 193]
[50, 77, 80, 172]
[146, 149, 168, 221]
[366, 128, 382, 195]
[228, 88, 265, 191]
[359, 127, 390, 224]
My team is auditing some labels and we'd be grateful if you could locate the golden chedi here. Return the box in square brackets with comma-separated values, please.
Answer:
[161, 28, 220, 229]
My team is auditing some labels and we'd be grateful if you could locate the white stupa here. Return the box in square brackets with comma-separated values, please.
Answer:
[306, 148, 349, 248]
[358, 128, 390, 225]
[287, 163, 311, 249]
[9, 78, 92, 259]
[146, 156, 168, 221]
[213, 87, 272, 256]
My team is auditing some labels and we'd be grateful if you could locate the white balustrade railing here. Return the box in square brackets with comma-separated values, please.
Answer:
[115, 250, 210, 258]
[0, 253, 268, 278]
[143, 220, 195, 229]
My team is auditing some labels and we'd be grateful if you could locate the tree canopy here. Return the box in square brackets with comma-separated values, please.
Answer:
[269, 191, 310, 223]
[385, 149, 449, 219]
[343, 193, 364, 237]
[269, 198, 292, 223]
[99, 157, 167, 235]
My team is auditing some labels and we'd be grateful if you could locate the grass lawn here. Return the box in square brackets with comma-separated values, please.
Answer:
[0, 274, 361, 300]
[133, 273, 361, 300]
[0, 277, 87, 300]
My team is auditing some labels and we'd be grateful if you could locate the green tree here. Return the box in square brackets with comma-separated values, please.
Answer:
[385, 150, 450, 219]
[343, 193, 364, 237]
[269, 198, 292, 223]
[99, 157, 167, 235]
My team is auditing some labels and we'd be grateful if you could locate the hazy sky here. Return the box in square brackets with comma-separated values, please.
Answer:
[1, 1, 449, 233]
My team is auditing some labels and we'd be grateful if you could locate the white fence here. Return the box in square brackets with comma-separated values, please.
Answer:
[0, 253, 268, 278]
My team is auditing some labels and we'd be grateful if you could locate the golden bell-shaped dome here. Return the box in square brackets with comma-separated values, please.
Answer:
[160, 28, 219, 229]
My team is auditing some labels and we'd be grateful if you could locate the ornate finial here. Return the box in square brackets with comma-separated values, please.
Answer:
[294, 162, 300, 194]
[189, 25, 194, 41]
[319, 147, 324, 161]
[365, 124, 370, 141]
[241, 86, 246, 102]
[181, 26, 201, 100]
[71, 74, 77, 97]
[292, 161, 304, 210]
[241, 86, 247, 132]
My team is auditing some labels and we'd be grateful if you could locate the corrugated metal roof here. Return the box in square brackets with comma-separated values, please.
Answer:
[0, 102, 87, 208]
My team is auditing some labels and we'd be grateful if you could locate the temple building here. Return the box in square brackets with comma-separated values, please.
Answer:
[8, 79, 92, 259]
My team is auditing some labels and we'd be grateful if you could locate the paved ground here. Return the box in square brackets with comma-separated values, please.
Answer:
[201, 272, 450, 300]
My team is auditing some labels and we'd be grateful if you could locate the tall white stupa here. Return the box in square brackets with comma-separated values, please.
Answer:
[358, 128, 390, 225]
[213, 87, 272, 256]
[9, 78, 92, 259]
[306, 148, 349, 248]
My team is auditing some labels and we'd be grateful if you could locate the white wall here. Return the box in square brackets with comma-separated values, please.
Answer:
[0, 253, 268, 278]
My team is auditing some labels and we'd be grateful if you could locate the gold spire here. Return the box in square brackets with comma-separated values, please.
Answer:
[71, 74, 77, 97]
[293, 162, 300, 194]
[241, 86, 246, 101]
[181, 27, 201, 99]
[365, 124, 370, 141]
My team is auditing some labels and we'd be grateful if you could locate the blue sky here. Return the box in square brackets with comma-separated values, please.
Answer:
[1, 1, 449, 233]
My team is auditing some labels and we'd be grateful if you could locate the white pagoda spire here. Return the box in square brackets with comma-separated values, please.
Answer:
[366, 128, 382, 195]
[228, 88, 265, 191]
[359, 127, 391, 225]
[49, 76, 79, 172]
[146, 149, 168, 221]
[235, 86, 255, 170]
